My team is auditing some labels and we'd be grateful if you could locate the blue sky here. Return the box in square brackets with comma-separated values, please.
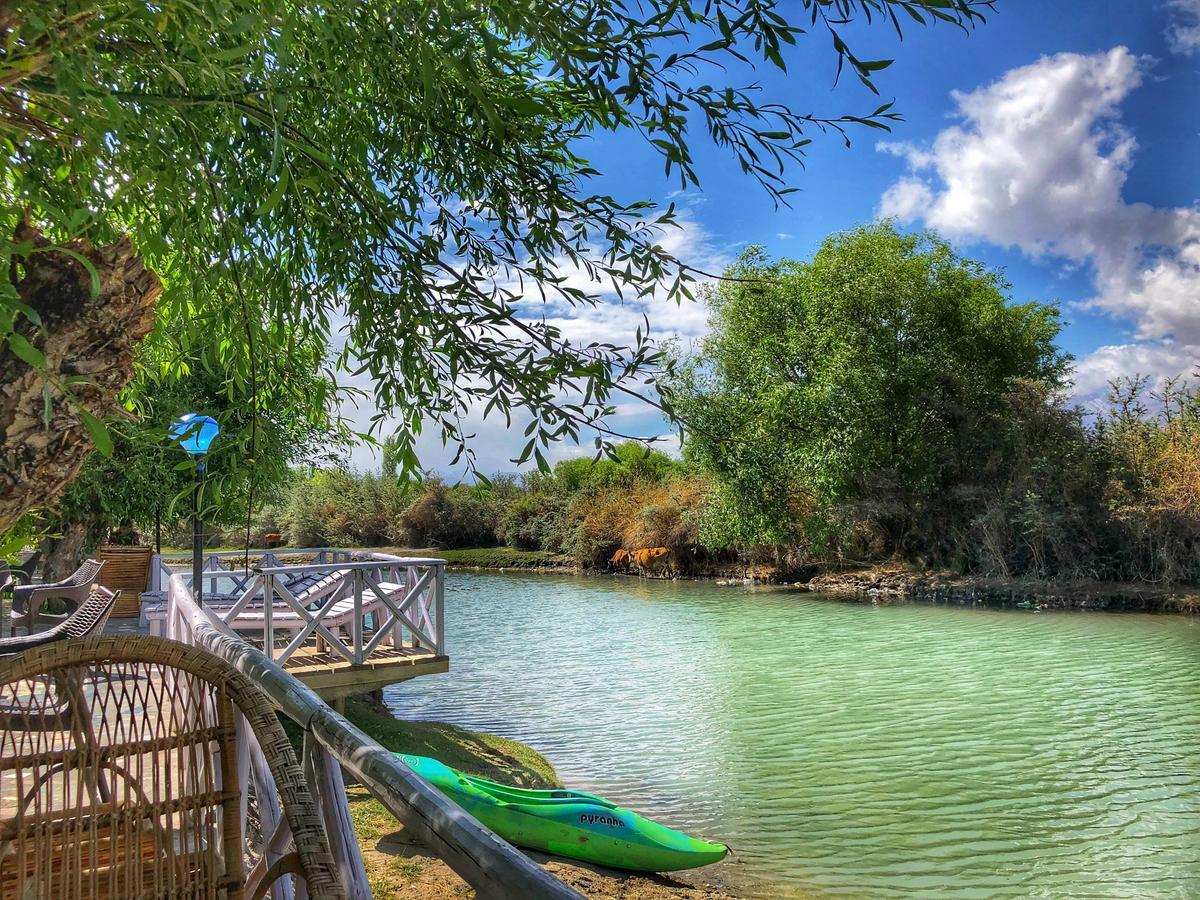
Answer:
[347, 1, 1200, 474]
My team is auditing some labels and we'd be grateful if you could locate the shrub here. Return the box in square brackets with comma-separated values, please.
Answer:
[563, 475, 707, 568]
[498, 492, 566, 551]
[399, 481, 499, 548]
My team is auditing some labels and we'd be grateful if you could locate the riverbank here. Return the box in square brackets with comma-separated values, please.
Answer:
[381, 546, 1200, 613]
[804, 565, 1200, 613]
[415, 545, 579, 572]
[186, 543, 1198, 613]
[342, 698, 738, 899]
[380, 545, 762, 580]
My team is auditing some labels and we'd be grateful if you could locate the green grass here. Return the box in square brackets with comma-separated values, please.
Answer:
[279, 698, 559, 788]
[342, 698, 561, 788]
[411, 546, 574, 570]
[329, 699, 562, 897]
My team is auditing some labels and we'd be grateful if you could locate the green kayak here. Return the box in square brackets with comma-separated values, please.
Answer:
[396, 754, 728, 872]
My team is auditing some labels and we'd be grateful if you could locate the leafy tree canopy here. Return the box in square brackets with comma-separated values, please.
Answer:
[1, 0, 992, 511]
[668, 223, 1069, 546]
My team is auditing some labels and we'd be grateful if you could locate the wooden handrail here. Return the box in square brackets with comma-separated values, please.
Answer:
[168, 576, 582, 900]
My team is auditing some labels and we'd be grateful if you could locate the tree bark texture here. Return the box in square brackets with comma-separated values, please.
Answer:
[0, 219, 160, 532]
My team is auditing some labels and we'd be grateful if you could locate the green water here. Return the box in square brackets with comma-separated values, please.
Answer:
[384, 572, 1200, 897]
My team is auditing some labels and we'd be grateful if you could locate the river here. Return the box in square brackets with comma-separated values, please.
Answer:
[383, 571, 1200, 898]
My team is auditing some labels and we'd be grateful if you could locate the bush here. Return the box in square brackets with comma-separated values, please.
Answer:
[278, 470, 413, 547]
[562, 475, 707, 568]
[399, 480, 499, 548]
[1099, 376, 1200, 583]
[497, 491, 568, 551]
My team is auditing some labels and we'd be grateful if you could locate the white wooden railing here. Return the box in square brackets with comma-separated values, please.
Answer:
[154, 549, 445, 667]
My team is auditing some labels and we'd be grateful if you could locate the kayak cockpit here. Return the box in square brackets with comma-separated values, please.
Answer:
[460, 775, 620, 809]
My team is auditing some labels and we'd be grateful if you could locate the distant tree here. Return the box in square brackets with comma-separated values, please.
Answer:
[0, 1, 992, 531]
[380, 435, 403, 481]
[552, 442, 681, 493]
[669, 223, 1068, 549]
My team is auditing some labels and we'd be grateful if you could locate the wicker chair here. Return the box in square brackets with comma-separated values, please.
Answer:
[0, 585, 118, 656]
[0, 568, 11, 643]
[0, 634, 343, 900]
[9, 550, 42, 586]
[10, 557, 105, 634]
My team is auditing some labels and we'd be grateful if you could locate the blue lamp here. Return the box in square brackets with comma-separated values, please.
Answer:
[171, 413, 219, 606]
[169, 413, 219, 457]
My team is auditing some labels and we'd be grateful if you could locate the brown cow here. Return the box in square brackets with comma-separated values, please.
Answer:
[631, 547, 669, 568]
[610, 548, 630, 567]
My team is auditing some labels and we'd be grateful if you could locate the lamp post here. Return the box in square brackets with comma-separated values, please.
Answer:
[170, 414, 219, 606]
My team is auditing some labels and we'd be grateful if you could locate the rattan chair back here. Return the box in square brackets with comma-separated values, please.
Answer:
[11, 559, 107, 633]
[0, 634, 343, 899]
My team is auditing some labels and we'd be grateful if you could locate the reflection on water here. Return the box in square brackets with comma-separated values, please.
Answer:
[384, 571, 1200, 897]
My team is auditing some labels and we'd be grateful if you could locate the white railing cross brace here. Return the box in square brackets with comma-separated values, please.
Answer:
[268, 577, 356, 665]
[361, 568, 438, 654]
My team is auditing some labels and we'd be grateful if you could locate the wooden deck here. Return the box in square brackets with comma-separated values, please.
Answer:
[251, 638, 449, 699]
[135, 550, 452, 701]
[111, 620, 448, 700]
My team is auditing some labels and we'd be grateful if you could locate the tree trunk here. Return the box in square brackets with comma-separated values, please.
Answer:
[0, 218, 160, 532]
[43, 518, 102, 581]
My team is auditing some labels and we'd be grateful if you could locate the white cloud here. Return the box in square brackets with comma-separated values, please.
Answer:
[1071, 340, 1198, 398]
[878, 47, 1200, 397]
[342, 214, 726, 474]
[506, 211, 724, 347]
[1167, 0, 1200, 55]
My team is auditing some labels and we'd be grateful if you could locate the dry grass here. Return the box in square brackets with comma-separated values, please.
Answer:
[570, 476, 709, 568]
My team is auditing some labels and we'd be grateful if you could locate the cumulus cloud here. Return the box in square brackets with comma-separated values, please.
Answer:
[878, 46, 1200, 396]
[1072, 340, 1198, 398]
[1167, 0, 1200, 55]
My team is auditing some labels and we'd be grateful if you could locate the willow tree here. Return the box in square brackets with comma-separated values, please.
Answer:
[0, 0, 992, 531]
